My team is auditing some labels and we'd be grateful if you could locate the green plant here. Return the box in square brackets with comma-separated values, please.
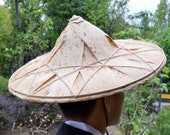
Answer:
[0, 76, 9, 96]
[148, 107, 170, 135]
[120, 88, 157, 135]
[120, 74, 166, 135]
[112, 27, 142, 40]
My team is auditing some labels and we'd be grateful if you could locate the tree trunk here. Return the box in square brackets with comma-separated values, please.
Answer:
[15, 0, 22, 31]
[15, 0, 24, 67]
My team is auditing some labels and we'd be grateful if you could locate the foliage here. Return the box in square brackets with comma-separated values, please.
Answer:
[3, 0, 53, 75]
[81, 0, 110, 33]
[128, 11, 155, 39]
[148, 107, 170, 135]
[157, 28, 170, 91]
[158, 28, 170, 66]
[46, 0, 111, 45]
[120, 80, 158, 134]
[0, 6, 12, 36]
[0, 6, 13, 76]
[0, 76, 9, 96]
[154, 0, 169, 36]
[108, 0, 129, 34]
[112, 27, 142, 40]
[120, 65, 169, 134]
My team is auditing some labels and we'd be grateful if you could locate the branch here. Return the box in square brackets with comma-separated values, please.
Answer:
[139, 117, 156, 135]
[15, 0, 22, 31]
[11, 121, 16, 135]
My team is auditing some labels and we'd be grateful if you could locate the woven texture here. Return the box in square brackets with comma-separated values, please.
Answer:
[8, 15, 166, 103]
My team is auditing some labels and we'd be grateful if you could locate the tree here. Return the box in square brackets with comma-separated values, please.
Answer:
[108, 0, 129, 35]
[154, 0, 169, 36]
[3, 0, 53, 75]
[128, 11, 154, 39]
[46, 0, 130, 43]
[156, 28, 170, 91]
[46, 0, 111, 45]
[0, 6, 12, 36]
[0, 6, 13, 76]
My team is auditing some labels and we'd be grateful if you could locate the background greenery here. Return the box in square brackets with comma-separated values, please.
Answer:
[0, 0, 170, 134]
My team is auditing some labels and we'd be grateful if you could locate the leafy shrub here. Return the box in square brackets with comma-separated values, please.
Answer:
[120, 75, 166, 135]
[120, 88, 157, 135]
[112, 27, 142, 40]
[148, 107, 170, 135]
[0, 76, 9, 96]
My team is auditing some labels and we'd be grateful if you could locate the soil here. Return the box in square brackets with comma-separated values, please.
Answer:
[0, 124, 60, 135]
[0, 123, 122, 135]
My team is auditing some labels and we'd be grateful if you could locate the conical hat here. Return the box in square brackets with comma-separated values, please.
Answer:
[8, 15, 166, 103]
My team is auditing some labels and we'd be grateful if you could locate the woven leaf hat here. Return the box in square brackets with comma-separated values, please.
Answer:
[9, 15, 166, 103]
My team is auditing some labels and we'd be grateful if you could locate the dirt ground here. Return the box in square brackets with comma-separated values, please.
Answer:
[0, 124, 123, 135]
[0, 124, 60, 135]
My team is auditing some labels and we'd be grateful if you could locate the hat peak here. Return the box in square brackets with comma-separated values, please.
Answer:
[69, 15, 83, 23]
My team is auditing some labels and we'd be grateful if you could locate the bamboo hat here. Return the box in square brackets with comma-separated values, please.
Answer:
[8, 15, 166, 103]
